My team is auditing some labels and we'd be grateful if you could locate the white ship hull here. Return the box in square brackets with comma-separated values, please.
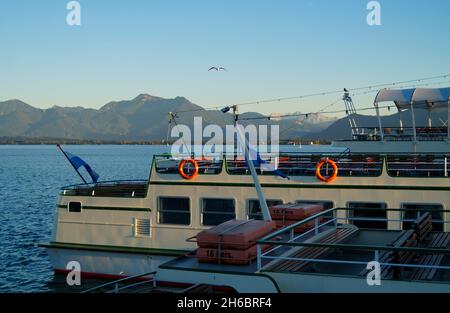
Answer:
[46, 246, 173, 279]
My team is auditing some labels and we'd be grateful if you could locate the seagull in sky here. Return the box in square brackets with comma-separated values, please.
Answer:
[208, 66, 227, 71]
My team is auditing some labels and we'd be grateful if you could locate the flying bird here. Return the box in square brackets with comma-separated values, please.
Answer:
[208, 66, 227, 71]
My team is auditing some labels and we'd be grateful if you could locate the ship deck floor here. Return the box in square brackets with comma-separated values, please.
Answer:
[161, 229, 450, 284]
[160, 232, 299, 275]
[263, 229, 450, 283]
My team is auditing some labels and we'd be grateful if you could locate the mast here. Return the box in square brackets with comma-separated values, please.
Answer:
[343, 89, 360, 138]
[227, 105, 272, 222]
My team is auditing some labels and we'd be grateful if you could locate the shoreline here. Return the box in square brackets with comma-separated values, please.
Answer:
[0, 137, 331, 145]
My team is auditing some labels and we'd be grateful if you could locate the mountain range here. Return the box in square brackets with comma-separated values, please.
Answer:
[0, 94, 447, 142]
[0, 95, 336, 142]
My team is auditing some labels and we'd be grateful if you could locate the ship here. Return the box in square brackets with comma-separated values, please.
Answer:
[40, 87, 450, 292]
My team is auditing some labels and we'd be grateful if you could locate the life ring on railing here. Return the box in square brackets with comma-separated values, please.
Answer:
[179, 159, 199, 180]
[315, 158, 338, 183]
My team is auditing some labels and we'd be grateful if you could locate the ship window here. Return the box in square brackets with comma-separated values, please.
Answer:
[158, 197, 190, 225]
[295, 200, 334, 210]
[402, 203, 444, 231]
[247, 199, 283, 220]
[347, 202, 387, 229]
[202, 198, 235, 226]
[67, 202, 82, 213]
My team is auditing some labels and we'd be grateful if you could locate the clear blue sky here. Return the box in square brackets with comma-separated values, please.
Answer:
[1, 0, 449, 116]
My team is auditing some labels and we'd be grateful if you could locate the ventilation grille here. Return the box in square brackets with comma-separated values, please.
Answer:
[134, 218, 151, 237]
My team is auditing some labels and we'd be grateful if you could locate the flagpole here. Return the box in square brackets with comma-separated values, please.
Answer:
[56, 144, 88, 184]
[232, 106, 272, 222]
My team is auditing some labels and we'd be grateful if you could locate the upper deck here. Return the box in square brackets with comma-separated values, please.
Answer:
[59, 150, 450, 199]
[334, 87, 450, 153]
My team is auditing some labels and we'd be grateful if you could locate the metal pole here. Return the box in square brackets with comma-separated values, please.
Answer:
[447, 100, 450, 140]
[56, 144, 87, 184]
[257, 244, 262, 270]
[410, 102, 417, 142]
[445, 157, 448, 177]
[375, 103, 384, 141]
[398, 110, 404, 131]
[233, 106, 271, 222]
[427, 108, 432, 128]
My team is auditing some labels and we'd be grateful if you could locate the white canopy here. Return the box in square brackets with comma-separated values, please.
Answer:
[374, 87, 450, 111]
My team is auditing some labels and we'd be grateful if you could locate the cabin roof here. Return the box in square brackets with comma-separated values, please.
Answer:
[374, 87, 450, 111]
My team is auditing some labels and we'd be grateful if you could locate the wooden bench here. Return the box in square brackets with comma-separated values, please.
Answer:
[390, 229, 418, 279]
[359, 229, 416, 278]
[266, 226, 358, 272]
[364, 213, 431, 279]
[410, 232, 450, 281]
[413, 212, 433, 243]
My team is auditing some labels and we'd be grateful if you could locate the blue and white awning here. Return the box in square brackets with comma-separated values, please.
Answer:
[374, 87, 450, 111]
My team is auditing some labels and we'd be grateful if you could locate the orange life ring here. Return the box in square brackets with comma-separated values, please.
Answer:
[315, 158, 338, 183]
[179, 159, 199, 180]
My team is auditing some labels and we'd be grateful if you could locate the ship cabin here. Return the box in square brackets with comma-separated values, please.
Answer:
[333, 87, 450, 153]
[52, 87, 450, 292]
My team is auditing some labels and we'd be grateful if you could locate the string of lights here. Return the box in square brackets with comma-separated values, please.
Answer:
[173, 73, 450, 115]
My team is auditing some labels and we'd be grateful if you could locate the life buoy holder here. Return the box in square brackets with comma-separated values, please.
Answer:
[315, 158, 338, 183]
[179, 159, 199, 180]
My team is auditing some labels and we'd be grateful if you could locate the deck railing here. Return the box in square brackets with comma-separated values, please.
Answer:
[256, 207, 450, 282]
[60, 179, 148, 198]
[350, 127, 449, 141]
[153, 152, 450, 178]
[81, 271, 157, 293]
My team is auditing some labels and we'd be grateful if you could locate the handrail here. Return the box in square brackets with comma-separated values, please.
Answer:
[81, 271, 156, 293]
[61, 179, 148, 190]
[258, 238, 450, 255]
[257, 207, 450, 247]
[260, 207, 337, 242]
[153, 152, 450, 159]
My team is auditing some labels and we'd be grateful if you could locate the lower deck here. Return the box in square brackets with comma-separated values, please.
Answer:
[264, 229, 450, 281]
[157, 209, 450, 292]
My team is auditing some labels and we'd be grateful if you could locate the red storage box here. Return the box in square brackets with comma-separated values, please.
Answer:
[275, 219, 320, 233]
[270, 203, 323, 221]
[197, 244, 269, 265]
[196, 219, 276, 250]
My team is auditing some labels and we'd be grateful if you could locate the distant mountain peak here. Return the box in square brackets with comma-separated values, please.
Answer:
[133, 94, 160, 102]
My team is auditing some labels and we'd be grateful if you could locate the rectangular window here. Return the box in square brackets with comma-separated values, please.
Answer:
[247, 199, 283, 220]
[158, 197, 190, 225]
[347, 202, 387, 229]
[202, 198, 235, 226]
[402, 203, 444, 231]
[67, 202, 82, 213]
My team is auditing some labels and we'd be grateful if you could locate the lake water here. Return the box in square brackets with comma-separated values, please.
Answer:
[0, 144, 337, 292]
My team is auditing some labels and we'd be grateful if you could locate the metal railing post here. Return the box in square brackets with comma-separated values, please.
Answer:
[445, 157, 448, 177]
[257, 244, 262, 270]
[314, 218, 319, 235]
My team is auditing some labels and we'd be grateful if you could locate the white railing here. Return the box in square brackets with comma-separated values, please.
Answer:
[256, 207, 450, 281]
